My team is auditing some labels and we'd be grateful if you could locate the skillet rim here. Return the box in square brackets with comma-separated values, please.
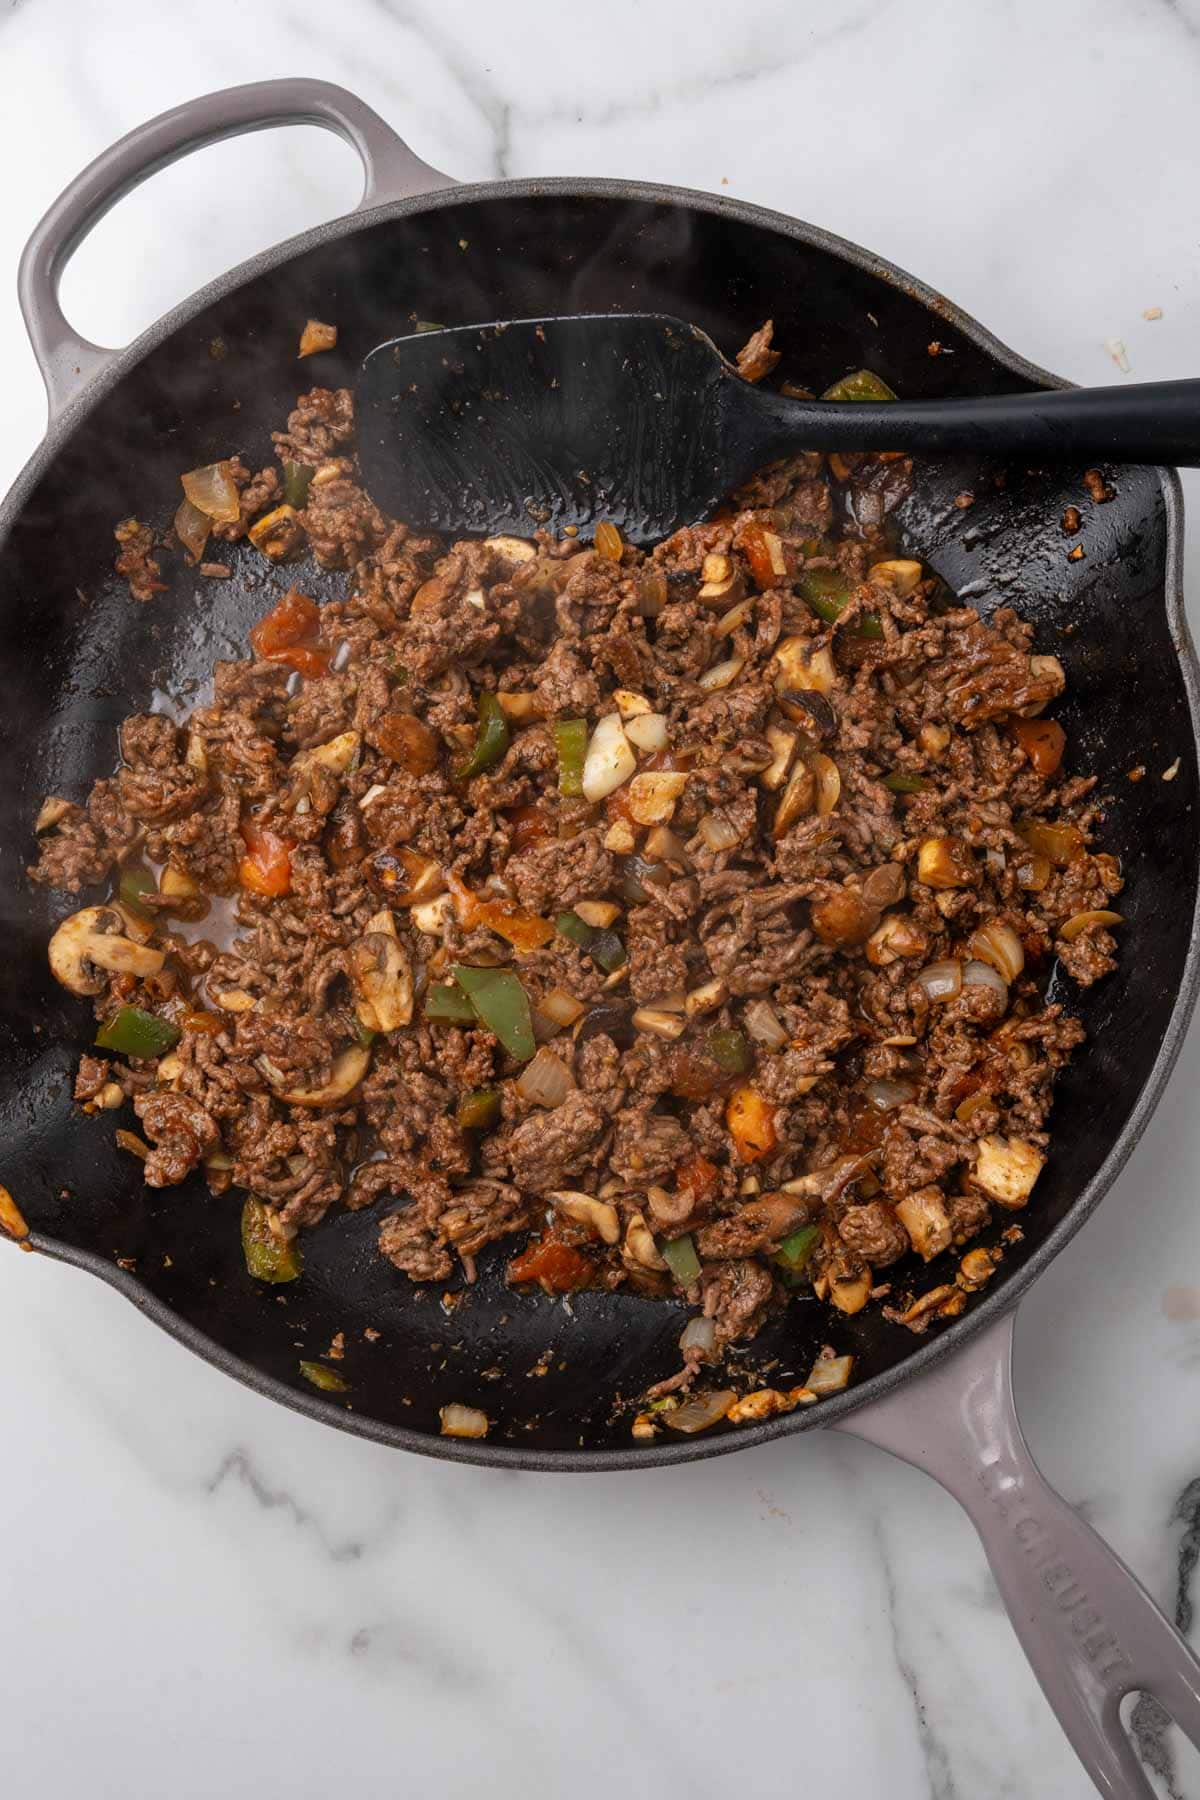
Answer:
[4, 173, 1199, 1471]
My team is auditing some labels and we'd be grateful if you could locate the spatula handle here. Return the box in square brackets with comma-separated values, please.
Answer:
[758, 379, 1200, 467]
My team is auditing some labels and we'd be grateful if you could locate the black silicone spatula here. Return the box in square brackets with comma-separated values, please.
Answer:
[357, 313, 1200, 545]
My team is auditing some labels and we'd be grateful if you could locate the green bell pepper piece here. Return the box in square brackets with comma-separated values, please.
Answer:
[662, 1235, 702, 1286]
[555, 910, 594, 949]
[455, 692, 510, 782]
[797, 568, 883, 641]
[95, 1006, 181, 1059]
[706, 1028, 752, 1076]
[282, 459, 314, 510]
[883, 771, 928, 795]
[553, 719, 588, 797]
[299, 1360, 348, 1393]
[456, 1087, 502, 1131]
[241, 1197, 303, 1284]
[555, 911, 626, 972]
[588, 928, 627, 974]
[775, 1223, 821, 1275]
[452, 964, 535, 1061]
[821, 369, 897, 404]
[424, 982, 477, 1024]
[118, 863, 156, 921]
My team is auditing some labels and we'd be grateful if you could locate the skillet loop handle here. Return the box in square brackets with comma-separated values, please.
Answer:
[833, 1311, 1200, 1797]
[17, 77, 455, 421]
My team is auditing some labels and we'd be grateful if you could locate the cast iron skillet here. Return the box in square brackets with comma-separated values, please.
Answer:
[3, 80, 1199, 1794]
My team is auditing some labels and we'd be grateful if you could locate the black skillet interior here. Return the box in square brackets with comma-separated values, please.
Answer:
[0, 191, 1194, 1458]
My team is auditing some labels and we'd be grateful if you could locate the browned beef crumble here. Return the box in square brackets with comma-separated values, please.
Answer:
[32, 337, 1123, 1401]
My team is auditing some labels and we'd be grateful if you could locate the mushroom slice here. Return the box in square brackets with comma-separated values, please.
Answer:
[349, 928, 413, 1033]
[273, 1044, 372, 1107]
[550, 1191, 621, 1245]
[622, 1210, 667, 1271]
[48, 906, 166, 996]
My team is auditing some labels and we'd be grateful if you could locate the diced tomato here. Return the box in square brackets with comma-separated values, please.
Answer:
[508, 1232, 595, 1294]
[250, 590, 329, 677]
[474, 898, 555, 953]
[1010, 718, 1066, 778]
[182, 1010, 224, 1036]
[506, 802, 554, 852]
[725, 1084, 778, 1162]
[238, 820, 293, 897]
[734, 519, 792, 591]
[675, 1151, 719, 1208]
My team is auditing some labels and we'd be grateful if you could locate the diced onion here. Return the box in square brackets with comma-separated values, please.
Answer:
[645, 825, 691, 867]
[575, 900, 620, 928]
[916, 959, 963, 1002]
[624, 712, 669, 752]
[540, 986, 585, 1026]
[698, 656, 745, 692]
[698, 810, 741, 853]
[865, 1078, 917, 1111]
[180, 460, 241, 523]
[1060, 909, 1124, 941]
[664, 1389, 736, 1434]
[174, 497, 211, 562]
[633, 1007, 688, 1040]
[962, 959, 1008, 1000]
[582, 712, 636, 802]
[680, 1316, 717, 1357]
[715, 598, 754, 639]
[744, 999, 788, 1049]
[515, 1045, 575, 1109]
[807, 1354, 854, 1396]
[439, 1403, 489, 1440]
[969, 920, 1025, 982]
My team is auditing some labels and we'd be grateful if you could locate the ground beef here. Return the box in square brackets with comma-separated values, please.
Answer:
[114, 517, 164, 601]
[38, 335, 1122, 1416]
[133, 1091, 220, 1188]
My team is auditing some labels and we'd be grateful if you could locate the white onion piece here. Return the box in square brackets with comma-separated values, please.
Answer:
[698, 655, 745, 692]
[916, 959, 962, 1002]
[680, 1315, 717, 1357]
[744, 999, 788, 1049]
[969, 920, 1024, 982]
[665, 1389, 736, 1433]
[439, 1403, 489, 1439]
[807, 1354, 854, 1396]
[624, 712, 669, 752]
[698, 810, 741, 852]
[962, 959, 1008, 999]
[645, 825, 692, 868]
[581, 712, 636, 802]
[539, 986, 585, 1026]
[515, 1045, 575, 1108]
[865, 1078, 918, 1112]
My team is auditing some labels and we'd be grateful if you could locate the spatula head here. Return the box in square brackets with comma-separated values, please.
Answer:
[356, 313, 738, 545]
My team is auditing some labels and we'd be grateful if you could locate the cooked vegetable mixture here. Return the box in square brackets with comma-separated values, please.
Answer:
[29, 327, 1123, 1423]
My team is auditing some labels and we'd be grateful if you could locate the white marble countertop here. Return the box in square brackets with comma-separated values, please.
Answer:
[2, 2, 1200, 1795]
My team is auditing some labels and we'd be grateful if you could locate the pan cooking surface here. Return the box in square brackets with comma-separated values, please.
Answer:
[1, 187, 1196, 1463]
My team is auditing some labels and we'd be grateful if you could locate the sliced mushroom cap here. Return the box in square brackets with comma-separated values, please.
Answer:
[550, 1191, 621, 1245]
[349, 930, 413, 1033]
[48, 906, 166, 996]
[271, 1044, 372, 1107]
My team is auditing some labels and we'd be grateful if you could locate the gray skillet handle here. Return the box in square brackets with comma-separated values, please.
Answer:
[834, 1310, 1200, 1797]
[17, 77, 455, 420]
